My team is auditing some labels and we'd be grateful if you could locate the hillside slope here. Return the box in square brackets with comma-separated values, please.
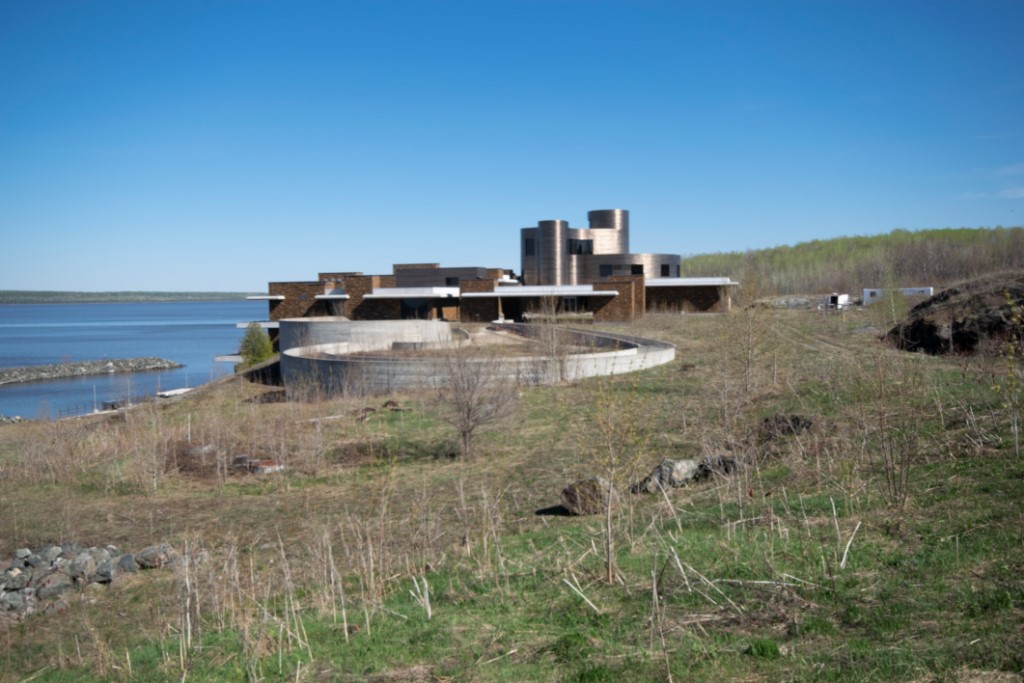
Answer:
[681, 226, 1024, 297]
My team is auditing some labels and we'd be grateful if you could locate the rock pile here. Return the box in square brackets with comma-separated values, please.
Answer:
[0, 358, 182, 386]
[0, 542, 176, 624]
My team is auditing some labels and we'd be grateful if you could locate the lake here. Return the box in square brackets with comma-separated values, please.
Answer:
[0, 300, 266, 419]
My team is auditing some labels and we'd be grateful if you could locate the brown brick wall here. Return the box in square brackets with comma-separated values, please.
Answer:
[460, 298, 500, 323]
[345, 275, 396, 319]
[593, 275, 645, 322]
[459, 280, 498, 294]
[268, 282, 325, 320]
[594, 280, 636, 322]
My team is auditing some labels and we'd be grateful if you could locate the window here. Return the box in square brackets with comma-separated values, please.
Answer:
[599, 264, 613, 277]
[675, 265, 680, 277]
[524, 238, 535, 257]
[631, 264, 644, 275]
[567, 239, 593, 255]
[445, 276, 459, 287]
[660, 264, 670, 277]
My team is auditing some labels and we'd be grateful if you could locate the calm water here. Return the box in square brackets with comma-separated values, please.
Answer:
[0, 300, 266, 419]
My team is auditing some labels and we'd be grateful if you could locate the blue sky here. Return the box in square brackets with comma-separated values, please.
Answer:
[1, 0, 1022, 291]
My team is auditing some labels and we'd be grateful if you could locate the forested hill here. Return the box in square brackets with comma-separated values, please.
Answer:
[681, 226, 1024, 296]
[0, 291, 257, 304]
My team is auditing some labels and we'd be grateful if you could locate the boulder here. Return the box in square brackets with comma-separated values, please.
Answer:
[135, 543, 175, 569]
[631, 459, 700, 494]
[0, 591, 25, 612]
[95, 560, 115, 584]
[35, 571, 73, 600]
[561, 478, 615, 516]
[70, 551, 97, 583]
[4, 568, 29, 591]
[117, 553, 139, 574]
[694, 455, 740, 480]
[40, 545, 62, 563]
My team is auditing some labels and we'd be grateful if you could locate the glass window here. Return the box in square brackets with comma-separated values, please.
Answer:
[445, 276, 459, 287]
[631, 264, 644, 275]
[660, 264, 670, 277]
[599, 264, 613, 277]
[567, 239, 593, 255]
[524, 238, 535, 257]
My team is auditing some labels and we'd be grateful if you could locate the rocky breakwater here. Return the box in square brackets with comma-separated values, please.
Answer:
[0, 542, 176, 626]
[0, 357, 182, 386]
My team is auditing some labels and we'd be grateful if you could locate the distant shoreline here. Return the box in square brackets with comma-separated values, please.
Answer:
[0, 291, 259, 305]
[0, 357, 183, 386]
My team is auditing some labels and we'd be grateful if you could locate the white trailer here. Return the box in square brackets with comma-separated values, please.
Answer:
[862, 287, 934, 305]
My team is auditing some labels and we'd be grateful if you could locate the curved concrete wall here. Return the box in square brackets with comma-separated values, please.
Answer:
[279, 318, 452, 353]
[280, 321, 676, 398]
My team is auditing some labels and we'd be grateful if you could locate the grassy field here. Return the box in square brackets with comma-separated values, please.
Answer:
[0, 307, 1022, 682]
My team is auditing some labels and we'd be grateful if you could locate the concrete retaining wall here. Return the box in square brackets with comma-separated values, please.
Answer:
[280, 321, 676, 398]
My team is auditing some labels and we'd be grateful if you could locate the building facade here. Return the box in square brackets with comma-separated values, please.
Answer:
[250, 208, 736, 332]
[520, 209, 681, 285]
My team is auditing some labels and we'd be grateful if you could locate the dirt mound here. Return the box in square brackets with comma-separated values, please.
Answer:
[886, 271, 1024, 355]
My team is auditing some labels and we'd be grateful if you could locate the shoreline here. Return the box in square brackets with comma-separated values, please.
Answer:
[0, 358, 183, 387]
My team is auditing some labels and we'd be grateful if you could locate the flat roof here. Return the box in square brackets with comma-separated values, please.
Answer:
[645, 277, 739, 287]
[235, 321, 280, 329]
[315, 289, 349, 300]
[363, 287, 461, 299]
[247, 295, 286, 300]
[463, 285, 616, 298]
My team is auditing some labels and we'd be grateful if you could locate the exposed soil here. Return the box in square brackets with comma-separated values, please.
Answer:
[886, 271, 1024, 355]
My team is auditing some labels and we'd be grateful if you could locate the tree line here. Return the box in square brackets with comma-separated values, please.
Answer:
[680, 226, 1024, 296]
[0, 291, 257, 304]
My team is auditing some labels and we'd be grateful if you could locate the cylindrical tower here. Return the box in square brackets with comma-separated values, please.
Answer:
[587, 209, 629, 254]
[538, 219, 568, 285]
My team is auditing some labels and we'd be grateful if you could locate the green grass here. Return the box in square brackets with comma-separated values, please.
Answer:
[1, 310, 1023, 681]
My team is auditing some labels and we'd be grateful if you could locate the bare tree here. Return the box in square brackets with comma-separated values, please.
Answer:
[436, 346, 519, 458]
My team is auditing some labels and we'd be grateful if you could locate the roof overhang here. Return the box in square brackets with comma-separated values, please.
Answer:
[645, 278, 739, 287]
[315, 289, 349, 300]
[236, 321, 280, 329]
[463, 285, 616, 299]
[247, 295, 286, 300]
[364, 287, 461, 300]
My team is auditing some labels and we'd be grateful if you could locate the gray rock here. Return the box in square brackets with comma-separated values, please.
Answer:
[70, 551, 97, 582]
[40, 545, 62, 563]
[561, 478, 615, 516]
[4, 568, 30, 591]
[95, 560, 115, 584]
[0, 591, 25, 611]
[135, 543, 175, 569]
[14, 548, 31, 560]
[24, 553, 46, 568]
[117, 553, 139, 574]
[631, 458, 701, 494]
[88, 547, 112, 566]
[694, 455, 740, 480]
[35, 571, 73, 600]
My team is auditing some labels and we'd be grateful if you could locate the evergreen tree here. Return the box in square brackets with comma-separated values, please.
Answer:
[239, 322, 274, 369]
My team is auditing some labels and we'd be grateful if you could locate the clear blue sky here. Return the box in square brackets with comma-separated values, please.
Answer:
[2, 0, 1022, 291]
